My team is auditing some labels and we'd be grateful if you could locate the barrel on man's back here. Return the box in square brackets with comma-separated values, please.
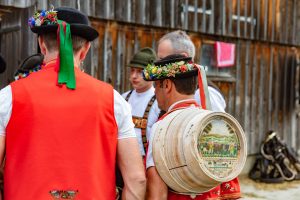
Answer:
[152, 107, 247, 194]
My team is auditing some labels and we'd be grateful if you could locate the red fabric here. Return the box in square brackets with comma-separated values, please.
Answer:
[215, 42, 235, 67]
[5, 61, 118, 200]
[168, 186, 221, 200]
[220, 178, 241, 199]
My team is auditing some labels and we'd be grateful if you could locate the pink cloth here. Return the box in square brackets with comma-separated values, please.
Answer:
[215, 42, 235, 67]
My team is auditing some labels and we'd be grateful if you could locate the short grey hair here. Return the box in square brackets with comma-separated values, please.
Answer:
[159, 30, 195, 59]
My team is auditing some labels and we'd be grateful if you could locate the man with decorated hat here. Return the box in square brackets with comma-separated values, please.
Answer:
[0, 7, 145, 200]
[145, 54, 241, 200]
[144, 54, 221, 200]
[146, 30, 240, 200]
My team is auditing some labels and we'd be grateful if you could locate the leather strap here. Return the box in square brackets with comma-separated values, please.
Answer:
[125, 90, 156, 152]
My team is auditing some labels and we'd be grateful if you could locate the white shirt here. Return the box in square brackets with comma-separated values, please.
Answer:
[146, 99, 194, 169]
[0, 85, 136, 139]
[122, 87, 160, 155]
[194, 86, 226, 112]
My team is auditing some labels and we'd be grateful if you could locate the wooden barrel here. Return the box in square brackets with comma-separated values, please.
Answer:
[152, 107, 247, 194]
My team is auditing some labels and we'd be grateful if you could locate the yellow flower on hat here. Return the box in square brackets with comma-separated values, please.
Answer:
[152, 67, 157, 74]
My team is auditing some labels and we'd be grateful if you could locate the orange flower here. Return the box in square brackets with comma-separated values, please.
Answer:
[180, 65, 187, 72]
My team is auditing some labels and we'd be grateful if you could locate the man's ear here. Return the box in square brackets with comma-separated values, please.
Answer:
[164, 79, 172, 93]
[79, 42, 91, 61]
[38, 36, 47, 55]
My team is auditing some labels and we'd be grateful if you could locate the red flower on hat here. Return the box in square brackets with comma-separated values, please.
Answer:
[180, 65, 187, 72]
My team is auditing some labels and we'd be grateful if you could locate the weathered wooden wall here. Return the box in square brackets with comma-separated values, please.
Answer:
[0, 0, 299, 154]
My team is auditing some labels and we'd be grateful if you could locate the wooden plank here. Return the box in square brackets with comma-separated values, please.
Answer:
[268, 47, 274, 128]
[126, 0, 132, 22]
[183, 0, 188, 30]
[243, 0, 248, 38]
[235, 40, 241, 120]
[227, 0, 232, 35]
[263, 0, 268, 40]
[250, 0, 255, 39]
[170, 0, 175, 28]
[236, 0, 240, 37]
[208, 0, 215, 33]
[102, 23, 112, 83]
[193, 0, 198, 32]
[284, 0, 289, 43]
[227, 82, 234, 115]
[136, 0, 146, 24]
[273, 49, 280, 131]
[79, 0, 93, 16]
[289, 54, 296, 148]
[116, 30, 124, 92]
[250, 44, 258, 154]
[258, 47, 266, 145]
[256, 0, 261, 39]
[201, 0, 207, 32]
[221, 0, 226, 35]
[243, 41, 250, 141]
[155, 0, 162, 26]
[271, 0, 276, 41]
[292, 0, 297, 44]
[282, 50, 289, 141]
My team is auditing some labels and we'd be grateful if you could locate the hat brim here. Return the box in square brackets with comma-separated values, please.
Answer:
[127, 63, 146, 69]
[144, 69, 198, 81]
[31, 24, 99, 41]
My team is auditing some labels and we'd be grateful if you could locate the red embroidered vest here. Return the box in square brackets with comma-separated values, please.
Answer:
[5, 62, 118, 200]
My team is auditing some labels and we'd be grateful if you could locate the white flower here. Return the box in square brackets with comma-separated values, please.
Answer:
[35, 19, 41, 26]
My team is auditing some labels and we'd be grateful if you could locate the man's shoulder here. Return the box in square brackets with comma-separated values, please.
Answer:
[121, 89, 133, 99]
[78, 71, 113, 88]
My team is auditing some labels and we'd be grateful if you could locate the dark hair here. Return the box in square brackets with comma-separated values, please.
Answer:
[171, 75, 197, 95]
[42, 33, 88, 53]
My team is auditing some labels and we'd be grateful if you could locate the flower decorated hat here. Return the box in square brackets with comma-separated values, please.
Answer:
[143, 54, 198, 81]
[28, 7, 99, 89]
[29, 7, 98, 41]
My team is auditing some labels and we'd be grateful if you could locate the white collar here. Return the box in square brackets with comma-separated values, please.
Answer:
[167, 99, 196, 112]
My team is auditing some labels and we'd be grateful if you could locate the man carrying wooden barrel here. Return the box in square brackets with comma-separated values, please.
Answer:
[145, 30, 241, 200]
[145, 54, 224, 200]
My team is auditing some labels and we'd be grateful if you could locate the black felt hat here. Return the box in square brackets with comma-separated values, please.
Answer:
[0, 54, 6, 74]
[30, 7, 99, 41]
[143, 54, 198, 81]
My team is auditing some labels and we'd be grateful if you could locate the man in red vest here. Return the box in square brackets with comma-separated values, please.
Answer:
[0, 7, 145, 200]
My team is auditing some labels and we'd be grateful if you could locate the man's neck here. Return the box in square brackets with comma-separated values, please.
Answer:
[165, 94, 195, 111]
[44, 52, 79, 67]
[135, 84, 152, 93]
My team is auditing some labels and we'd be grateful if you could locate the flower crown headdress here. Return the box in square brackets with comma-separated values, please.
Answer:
[143, 58, 197, 81]
[28, 7, 58, 28]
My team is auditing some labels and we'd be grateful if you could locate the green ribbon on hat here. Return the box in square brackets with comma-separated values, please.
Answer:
[57, 20, 76, 89]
